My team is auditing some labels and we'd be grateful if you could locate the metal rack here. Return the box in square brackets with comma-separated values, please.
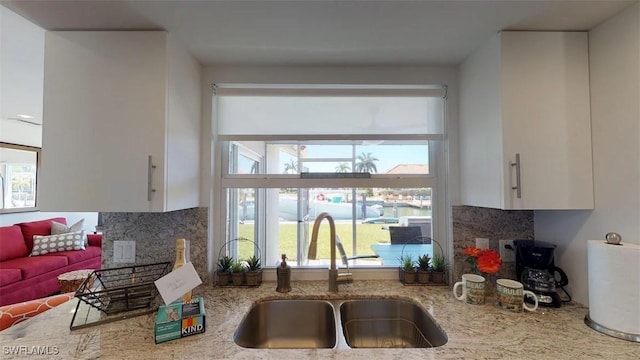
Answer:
[70, 262, 171, 330]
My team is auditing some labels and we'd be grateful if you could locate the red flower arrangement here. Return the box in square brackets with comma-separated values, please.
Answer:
[464, 247, 502, 274]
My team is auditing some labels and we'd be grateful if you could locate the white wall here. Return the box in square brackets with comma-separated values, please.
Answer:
[0, 6, 43, 147]
[534, 3, 640, 306]
[0, 211, 98, 230]
[0, 7, 99, 228]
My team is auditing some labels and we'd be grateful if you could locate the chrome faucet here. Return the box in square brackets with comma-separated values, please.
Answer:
[308, 212, 351, 292]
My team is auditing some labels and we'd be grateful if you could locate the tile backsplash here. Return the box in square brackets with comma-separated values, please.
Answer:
[451, 205, 534, 281]
[101, 208, 209, 284]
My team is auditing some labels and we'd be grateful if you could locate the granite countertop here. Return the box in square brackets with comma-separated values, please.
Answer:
[1, 280, 638, 359]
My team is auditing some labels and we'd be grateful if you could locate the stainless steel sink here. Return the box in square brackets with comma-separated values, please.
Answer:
[233, 300, 336, 349]
[234, 298, 447, 349]
[339, 299, 448, 348]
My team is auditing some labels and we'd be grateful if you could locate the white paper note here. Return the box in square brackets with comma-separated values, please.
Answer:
[154, 262, 202, 305]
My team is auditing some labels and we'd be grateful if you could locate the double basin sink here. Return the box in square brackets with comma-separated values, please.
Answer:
[234, 298, 448, 349]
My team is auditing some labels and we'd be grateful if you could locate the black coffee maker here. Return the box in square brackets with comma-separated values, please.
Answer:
[513, 240, 569, 308]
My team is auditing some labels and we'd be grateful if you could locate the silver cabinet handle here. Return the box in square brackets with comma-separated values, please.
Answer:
[148, 155, 157, 201]
[510, 153, 522, 199]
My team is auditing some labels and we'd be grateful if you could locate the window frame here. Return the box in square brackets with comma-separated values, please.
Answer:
[212, 84, 449, 273]
[220, 136, 441, 267]
[0, 142, 41, 214]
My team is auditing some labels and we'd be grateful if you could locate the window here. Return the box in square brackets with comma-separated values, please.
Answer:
[0, 142, 40, 213]
[213, 85, 447, 269]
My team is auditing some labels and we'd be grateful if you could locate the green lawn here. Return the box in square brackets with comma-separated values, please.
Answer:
[234, 223, 392, 263]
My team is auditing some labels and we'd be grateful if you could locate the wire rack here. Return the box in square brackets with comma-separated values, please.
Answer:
[399, 237, 448, 285]
[343, 318, 433, 348]
[215, 238, 262, 287]
[70, 262, 171, 330]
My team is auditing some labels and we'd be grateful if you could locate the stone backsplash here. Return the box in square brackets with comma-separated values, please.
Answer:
[101, 207, 209, 284]
[451, 205, 534, 282]
[98, 205, 530, 288]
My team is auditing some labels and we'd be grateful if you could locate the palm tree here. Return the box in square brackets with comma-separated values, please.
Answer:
[283, 159, 299, 174]
[335, 162, 351, 173]
[355, 152, 379, 173]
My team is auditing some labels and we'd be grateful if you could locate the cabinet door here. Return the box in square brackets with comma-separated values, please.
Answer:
[40, 32, 168, 212]
[500, 32, 593, 210]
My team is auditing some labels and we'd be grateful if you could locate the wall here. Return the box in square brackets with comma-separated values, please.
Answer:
[0, 7, 99, 230]
[0, 6, 44, 147]
[101, 208, 209, 284]
[201, 64, 461, 268]
[0, 211, 97, 230]
[452, 205, 533, 281]
[534, 3, 640, 306]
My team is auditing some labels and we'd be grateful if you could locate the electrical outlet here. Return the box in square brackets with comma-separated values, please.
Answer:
[499, 240, 516, 262]
[475, 237, 490, 249]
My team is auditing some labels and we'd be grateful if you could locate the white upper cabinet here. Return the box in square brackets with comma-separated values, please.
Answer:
[40, 31, 202, 212]
[459, 31, 593, 210]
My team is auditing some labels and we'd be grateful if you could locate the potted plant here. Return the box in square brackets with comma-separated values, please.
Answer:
[216, 255, 233, 286]
[431, 254, 447, 284]
[417, 254, 431, 284]
[245, 255, 262, 286]
[230, 260, 246, 286]
[401, 255, 416, 284]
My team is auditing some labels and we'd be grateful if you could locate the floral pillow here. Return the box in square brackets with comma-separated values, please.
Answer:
[30, 231, 86, 256]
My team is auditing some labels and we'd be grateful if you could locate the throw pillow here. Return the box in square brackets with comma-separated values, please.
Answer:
[51, 219, 84, 235]
[30, 231, 86, 256]
[51, 219, 86, 245]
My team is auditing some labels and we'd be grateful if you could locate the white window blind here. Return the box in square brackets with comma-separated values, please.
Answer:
[214, 84, 445, 136]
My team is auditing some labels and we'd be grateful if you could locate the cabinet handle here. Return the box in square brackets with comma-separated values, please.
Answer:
[510, 153, 522, 199]
[148, 155, 157, 201]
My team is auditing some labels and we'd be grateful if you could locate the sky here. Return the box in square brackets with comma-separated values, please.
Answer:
[280, 143, 429, 174]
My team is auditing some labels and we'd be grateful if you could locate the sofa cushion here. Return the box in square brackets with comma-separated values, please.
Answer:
[41, 246, 101, 265]
[0, 226, 29, 261]
[0, 256, 68, 279]
[30, 231, 86, 256]
[16, 217, 66, 252]
[0, 268, 22, 287]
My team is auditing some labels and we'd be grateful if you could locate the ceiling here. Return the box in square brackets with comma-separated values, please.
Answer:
[0, 0, 635, 132]
[1, 0, 636, 66]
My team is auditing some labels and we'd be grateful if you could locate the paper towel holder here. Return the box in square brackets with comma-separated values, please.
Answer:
[605, 232, 622, 245]
[585, 315, 640, 342]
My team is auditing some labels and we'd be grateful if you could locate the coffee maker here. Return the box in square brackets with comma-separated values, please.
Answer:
[513, 240, 569, 308]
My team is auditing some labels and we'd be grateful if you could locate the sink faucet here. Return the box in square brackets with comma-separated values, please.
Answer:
[308, 212, 351, 292]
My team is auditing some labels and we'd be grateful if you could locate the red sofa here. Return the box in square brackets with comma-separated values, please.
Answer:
[0, 217, 102, 306]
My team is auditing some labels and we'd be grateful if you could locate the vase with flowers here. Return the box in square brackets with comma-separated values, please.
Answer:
[464, 246, 502, 297]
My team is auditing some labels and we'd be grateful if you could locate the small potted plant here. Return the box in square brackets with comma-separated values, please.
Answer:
[417, 254, 431, 284]
[216, 255, 233, 286]
[401, 255, 416, 284]
[245, 255, 262, 286]
[230, 260, 246, 286]
[431, 254, 447, 284]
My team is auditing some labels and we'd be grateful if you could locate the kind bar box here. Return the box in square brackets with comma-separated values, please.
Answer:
[155, 297, 206, 344]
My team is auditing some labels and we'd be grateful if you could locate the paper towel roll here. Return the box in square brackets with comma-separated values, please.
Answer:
[587, 240, 640, 338]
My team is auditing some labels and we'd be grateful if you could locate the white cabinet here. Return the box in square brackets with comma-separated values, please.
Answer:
[40, 31, 201, 212]
[459, 31, 593, 210]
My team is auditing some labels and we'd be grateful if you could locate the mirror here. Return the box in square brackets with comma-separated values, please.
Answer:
[0, 142, 40, 213]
